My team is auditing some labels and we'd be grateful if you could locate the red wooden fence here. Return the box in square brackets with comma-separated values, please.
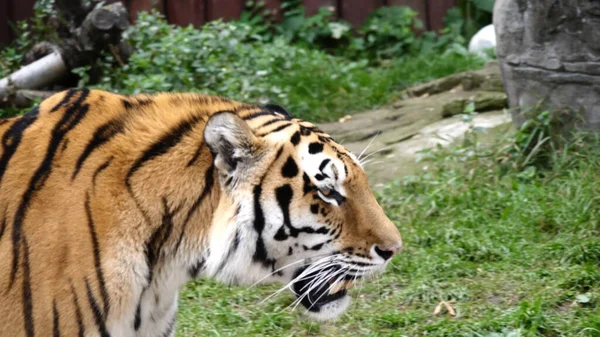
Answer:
[0, 0, 457, 46]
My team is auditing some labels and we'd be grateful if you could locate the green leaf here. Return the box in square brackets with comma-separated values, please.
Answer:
[472, 0, 495, 13]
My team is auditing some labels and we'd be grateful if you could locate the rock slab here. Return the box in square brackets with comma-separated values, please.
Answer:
[494, 0, 600, 131]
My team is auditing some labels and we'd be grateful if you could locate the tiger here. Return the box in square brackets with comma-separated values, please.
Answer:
[0, 88, 403, 337]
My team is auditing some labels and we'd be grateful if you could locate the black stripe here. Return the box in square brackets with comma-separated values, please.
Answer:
[257, 118, 284, 129]
[290, 131, 301, 146]
[319, 159, 331, 172]
[0, 207, 6, 241]
[161, 314, 176, 337]
[174, 164, 215, 252]
[73, 118, 125, 180]
[188, 259, 205, 278]
[92, 157, 113, 188]
[134, 298, 142, 330]
[53, 300, 61, 337]
[50, 89, 78, 112]
[85, 278, 111, 337]
[127, 115, 203, 188]
[310, 204, 319, 214]
[121, 99, 133, 110]
[251, 146, 285, 268]
[262, 104, 291, 117]
[258, 122, 292, 136]
[122, 97, 154, 111]
[10, 89, 90, 288]
[144, 197, 176, 285]
[303, 173, 315, 195]
[276, 184, 329, 237]
[232, 228, 240, 251]
[70, 282, 85, 337]
[252, 183, 271, 266]
[330, 190, 346, 205]
[276, 185, 294, 235]
[281, 156, 298, 178]
[60, 138, 69, 154]
[0, 107, 38, 184]
[84, 192, 110, 316]
[125, 115, 203, 225]
[308, 142, 324, 154]
[186, 143, 204, 167]
[22, 236, 34, 337]
[241, 111, 275, 120]
[214, 228, 241, 277]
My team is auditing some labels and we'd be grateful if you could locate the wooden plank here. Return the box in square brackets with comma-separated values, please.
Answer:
[0, 0, 10, 45]
[10, 0, 35, 21]
[303, 0, 337, 17]
[340, 0, 383, 28]
[206, 0, 243, 21]
[427, 0, 457, 32]
[167, 0, 206, 27]
[129, 0, 165, 21]
[4, 0, 35, 44]
[387, 0, 428, 30]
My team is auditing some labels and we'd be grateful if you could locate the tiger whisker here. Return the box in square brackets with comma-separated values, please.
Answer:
[288, 261, 349, 311]
[299, 263, 342, 293]
[361, 159, 385, 168]
[359, 144, 394, 165]
[249, 258, 312, 289]
[289, 266, 346, 311]
[305, 267, 350, 312]
[260, 255, 340, 304]
[357, 132, 381, 162]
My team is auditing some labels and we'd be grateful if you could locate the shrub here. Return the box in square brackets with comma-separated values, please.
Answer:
[85, 12, 381, 121]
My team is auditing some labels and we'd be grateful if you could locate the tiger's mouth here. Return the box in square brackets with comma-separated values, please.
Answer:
[291, 266, 356, 316]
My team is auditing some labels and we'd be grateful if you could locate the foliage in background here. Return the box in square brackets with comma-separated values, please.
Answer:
[0, 0, 58, 78]
[444, 0, 495, 43]
[1, 1, 489, 121]
[240, 0, 469, 62]
[77, 11, 484, 122]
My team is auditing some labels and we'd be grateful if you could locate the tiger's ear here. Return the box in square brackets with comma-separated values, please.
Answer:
[204, 112, 261, 174]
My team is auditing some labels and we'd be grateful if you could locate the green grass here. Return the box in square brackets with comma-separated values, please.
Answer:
[176, 130, 600, 337]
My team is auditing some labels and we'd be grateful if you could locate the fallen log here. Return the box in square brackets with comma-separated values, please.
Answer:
[0, 90, 57, 108]
[0, 2, 129, 107]
[0, 53, 66, 102]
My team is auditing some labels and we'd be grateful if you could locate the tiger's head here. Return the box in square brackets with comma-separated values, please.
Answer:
[202, 110, 402, 320]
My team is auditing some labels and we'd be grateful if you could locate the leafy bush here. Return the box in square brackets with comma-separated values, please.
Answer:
[2, 3, 486, 121]
[0, 0, 57, 77]
[240, 1, 465, 61]
[80, 11, 484, 122]
[444, 0, 495, 42]
[358, 6, 422, 60]
[83, 12, 371, 121]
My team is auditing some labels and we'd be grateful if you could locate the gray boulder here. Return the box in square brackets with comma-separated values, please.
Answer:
[494, 0, 600, 131]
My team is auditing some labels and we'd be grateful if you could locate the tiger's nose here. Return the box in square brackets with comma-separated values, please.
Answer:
[374, 243, 402, 261]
